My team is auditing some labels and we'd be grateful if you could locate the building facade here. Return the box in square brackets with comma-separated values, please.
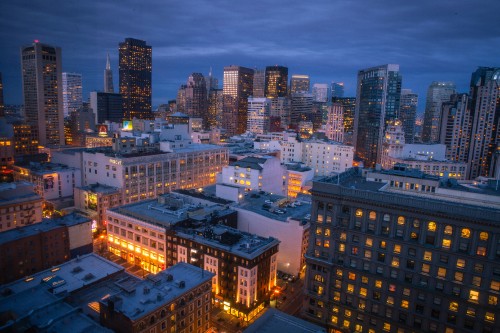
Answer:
[331, 82, 345, 98]
[185, 73, 208, 129]
[326, 103, 344, 143]
[21, 41, 65, 146]
[0, 182, 43, 232]
[440, 93, 472, 164]
[252, 68, 265, 98]
[104, 53, 114, 93]
[62, 72, 83, 117]
[247, 97, 271, 135]
[222, 66, 254, 136]
[353, 64, 402, 167]
[90, 91, 123, 124]
[119, 38, 153, 120]
[304, 166, 500, 333]
[332, 97, 356, 146]
[290, 75, 310, 94]
[422, 82, 456, 143]
[265, 66, 288, 98]
[312, 83, 329, 103]
[399, 89, 418, 144]
[74, 183, 122, 229]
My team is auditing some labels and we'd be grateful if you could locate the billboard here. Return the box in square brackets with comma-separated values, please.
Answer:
[123, 120, 133, 131]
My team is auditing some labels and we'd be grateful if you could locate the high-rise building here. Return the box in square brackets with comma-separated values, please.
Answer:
[468, 67, 500, 179]
[440, 93, 472, 163]
[332, 97, 356, 146]
[290, 75, 310, 94]
[422, 82, 456, 143]
[312, 83, 329, 103]
[62, 72, 83, 118]
[0, 72, 4, 117]
[90, 91, 123, 124]
[265, 65, 288, 98]
[400, 89, 418, 144]
[353, 64, 402, 167]
[326, 103, 344, 142]
[247, 97, 271, 134]
[104, 53, 114, 93]
[253, 68, 265, 98]
[176, 84, 187, 114]
[21, 41, 65, 146]
[208, 88, 223, 129]
[119, 38, 152, 120]
[290, 93, 313, 127]
[222, 65, 254, 135]
[331, 82, 345, 98]
[270, 97, 291, 131]
[205, 67, 218, 93]
[185, 73, 208, 128]
[304, 166, 500, 333]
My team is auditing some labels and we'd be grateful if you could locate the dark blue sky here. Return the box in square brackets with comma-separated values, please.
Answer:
[1, 0, 499, 113]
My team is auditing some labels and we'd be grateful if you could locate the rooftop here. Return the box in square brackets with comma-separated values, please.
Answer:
[0, 181, 41, 206]
[0, 212, 91, 245]
[78, 183, 120, 194]
[100, 262, 214, 320]
[0, 253, 124, 297]
[15, 161, 79, 174]
[230, 156, 271, 170]
[243, 308, 326, 333]
[235, 190, 312, 223]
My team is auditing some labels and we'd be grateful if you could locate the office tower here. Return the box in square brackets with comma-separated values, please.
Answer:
[304, 166, 500, 333]
[312, 83, 329, 103]
[67, 103, 96, 146]
[326, 103, 344, 142]
[89, 91, 123, 124]
[331, 82, 345, 98]
[21, 41, 65, 146]
[104, 53, 114, 93]
[422, 82, 456, 143]
[400, 89, 418, 144]
[265, 65, 288, 98]
[270, 97, 291, 130]
[176, 84, 187, 114]
[253, 68, 265, 98]
[290, 75, 310, 94]
[332, 97, 356, 146]
[222, 65, 254, 135]
[119, 38, 152, 120]
[440, 93, 472, 164]
[353, 64, 402, 168]
[247, 97, 271, 134]
[184, 73, 208, 128]
[62, 72, 83, 117]
[468, 67, 500, 179]
[208, 88, 223, 129]
[0, 72, 4, 117]
[290, 93, 313, 127]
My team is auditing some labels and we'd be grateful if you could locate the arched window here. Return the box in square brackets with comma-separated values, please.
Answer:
[428, 222, 436, 232]
[383, 214, 391, 222]
[444, 225, 453, 235]
[397, 216, 405, 225]
[479, 232, 488, 241]
[369, 211, 377, 220]
[314, 274, 324, 283]
[413, 219, 420, 228]
[355, 209, 363, 217]
[461, 228, 471, 238]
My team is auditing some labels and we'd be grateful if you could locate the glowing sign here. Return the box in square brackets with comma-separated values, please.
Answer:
[98, 124, 108, 137]
[123, 120, 133, 131]
[109, 159, 122, 165]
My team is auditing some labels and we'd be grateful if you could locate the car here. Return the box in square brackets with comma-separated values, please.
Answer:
[265, 200, 273, 204]
[275, 209, 285, 214]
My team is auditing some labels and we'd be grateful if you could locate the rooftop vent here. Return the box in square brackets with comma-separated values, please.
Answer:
[175, 280, 185, 289]
[165, 274, 173, 282]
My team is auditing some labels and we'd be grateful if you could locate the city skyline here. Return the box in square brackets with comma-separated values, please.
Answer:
[1, 0, 499, 112]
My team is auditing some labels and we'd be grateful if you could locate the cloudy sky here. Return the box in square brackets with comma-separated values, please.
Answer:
[1, 0, 499, 113]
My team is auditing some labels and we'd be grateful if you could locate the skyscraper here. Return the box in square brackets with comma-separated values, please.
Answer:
[422, 82, 456, 143]
[440, 93, 471, 164]
[247, 97, 271, 134]
[0, 72, 4, 117]
[332, 97, 356, 146]
[119, 38, 152, 120]
[468, 67, 500, 179]
[252, 68, 265, 98]
[185, 73, 208, 128]
[290, 93, 313, 127]
[90, 91, 123, 124]
[399, 89, 418, 144]
[208, 88, 223, 129]
[104, 53, 114, 93]
[222, 66, 254, 135]
[325, 103, 344, 142]
[312, 83, 329, 103]
[290, 75, 310, 94]
[353, 64, 402, 167]
[331, 82, 345, 98]
[62, 72, 83, 117]
[265, 66, 288, 98]
[21, 41, 65, 146]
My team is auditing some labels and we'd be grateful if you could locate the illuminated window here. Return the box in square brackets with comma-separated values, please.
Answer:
[491, 281, 500, 291]
[401, 300, 409, 309]
[485, 312, 495, 322]
[347, 284, 354, 293]
[461, 228, 470, 238]
[336, 269, 343, 277]
[361, 276, 368, 284]
[359, 288, 367, 297]
[391, 257, 399, 267]
[449, 301, 458, 311]
[413, 219, 420, 228]
[331, 316, 338, 324]
[316, 227, 322, 235]
[364, 250, 372, 259]
[345, 309, 351, 317]
[476, 246, 486, 256]
[468, 290, 479, 302]
[466, 307, 476, 317]
[393, 244, 401, 254]
[324, 229, 330, 237]
[479, 232, 488, 241]
[369, 211, 376, 220]
[317, 286, 324, 295]
[422, 264, 430, 274]
[355, 209, 363, 217]
[343, 320, 350, 329]
[472, 276, 481, 287]
[456, 259, 465, 269]
[442, 239, 451, 249]
[428, 221, 436, 231]
[383, 322, 391, 331]
[488, 295, 498, 305]
[454, 272, 463, 282]
[365, 238, 373, 247]
[314, 274, 324, 283]
[348, 272, 356, 280]
[438, 267, 447, 278]
[323, 240, 330, 248]
[397, 216, 405, 225]
[375, 280, 382, 288]
[444, 225, 453, 235]
[423, 251, 432, 261]
[340, 233, 346, 241]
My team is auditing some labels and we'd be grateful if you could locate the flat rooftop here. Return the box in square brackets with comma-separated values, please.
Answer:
[235, 190, 312, 222]
[0, 253, 124, 297]
[0, 212, 90, 244]
[14, 161, 79, 174]
[0, 181, 41, 206]
[78, 183, 120, 194]
[100, 262, 214, 320]
[174, 224, 280, 259]
[243, 308, 326, 333]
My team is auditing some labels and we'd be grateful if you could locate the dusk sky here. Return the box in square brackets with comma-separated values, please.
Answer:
[1, 0, 499, 113]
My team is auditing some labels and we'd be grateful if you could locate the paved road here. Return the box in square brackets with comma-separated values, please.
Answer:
[275, 277, 305, 316]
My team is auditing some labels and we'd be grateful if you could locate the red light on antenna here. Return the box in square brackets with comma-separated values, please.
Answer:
[34, 39, 39, 43]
